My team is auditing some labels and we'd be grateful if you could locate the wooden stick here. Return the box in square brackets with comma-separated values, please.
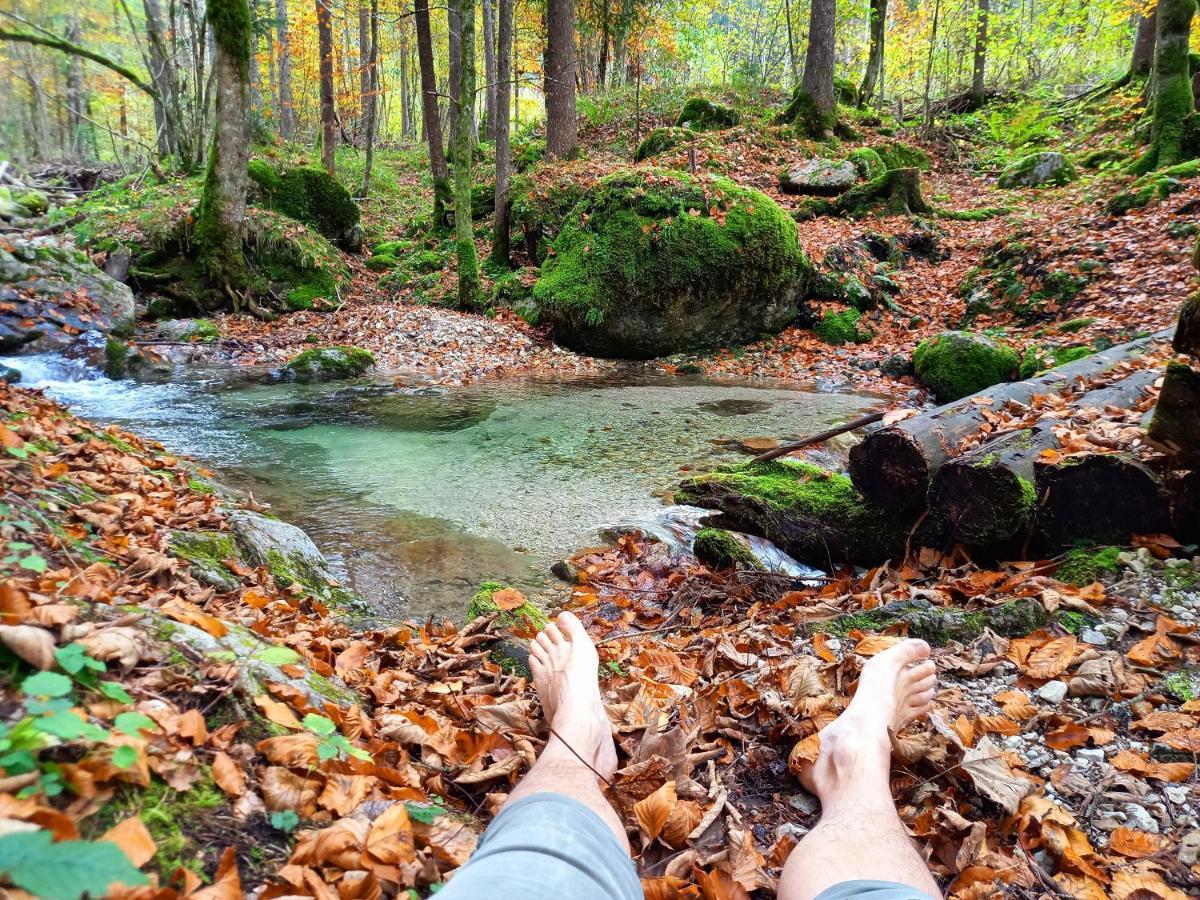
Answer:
[750, 410, 886, 463]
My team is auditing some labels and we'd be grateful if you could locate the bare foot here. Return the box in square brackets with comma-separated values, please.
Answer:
[529, 612, 619, 780]
[799, 638, 936, 799]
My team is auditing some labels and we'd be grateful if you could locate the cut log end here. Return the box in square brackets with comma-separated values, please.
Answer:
[1035, 453, 1171, 552]
[847, 429, 930, 510]
[929, 462, 1035, 546]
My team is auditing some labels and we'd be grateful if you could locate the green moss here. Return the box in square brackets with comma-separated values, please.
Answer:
[529, 169, 809, 350]
[912, 331, 1018, 401]
[1056, 545, 1124, 586]
[817, 599, 1048, 644]
[281, 346, 375, 382]
[997, 152, 1078, 188]
[410, 249, 447, 273]
[676, 97, 741, 130]
[834, 75, 859, 106]
[513, 136, 546, 172]
[1164, 671, 1197, 702]
[848, 147, 886, 180]
[366, 253, 397, 271]
[814, 308, 867, 345]
[1130, 0, 1197, 173]
[248, 160, 361, 246]
[104, 337, 130, 378]
[1109, 158, 1200, 214]
[373, 239, 414, 256]
[779, 88, 836, 137]
[11, 188, 49, 216]
[874, 140, 931, 172]
[1019, 343, 1092, 379]
[693, 527, 761, 569]
[634, 127, 686, 162]
[1080, 147, 1128, 169]
[1057, 317, 1095, 334]
[467, 581, 549, 631]
[171, 530, 240, 591]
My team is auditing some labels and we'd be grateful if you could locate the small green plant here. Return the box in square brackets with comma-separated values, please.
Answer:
[2, 540, 47, 573]
[303, 713, 371, 762]
[405, 796, 446, 824]
[270, 809, 300, 832]
[0, 829, 148, 899]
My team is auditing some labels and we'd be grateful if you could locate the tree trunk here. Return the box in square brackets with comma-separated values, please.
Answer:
[414, 0, 452, 223]
[784, 0, 799, 88]
[359, 1, 371, 138]
[545, 0, 578, 158]
[275, 0, 296, 139]
[448, 3, 462, 156]
[847, 331, 1174, 510]
[1132, 5, 1158, 77]
[970, 0, 989, 108]
[359, 0, 379, 197]
[249, 0, 262, 121]
[491, 0, 513, 266]
[65, 12, 88, 158]
[454, 0, 480, 308]
[1149, 362, 1200, 465]
[1134, 0, 1196, 172]
[400, 14, 413, 138]
[264, 0, 277, 122]
[859, 0, 886, 106]
[317, 0, 337, 174]
[801, 0, 836, 118]
[482, 0, 498, 140]
[195, 0, 253, 303]
[922, 0, 942, 133]
[599, 0, 610, 86]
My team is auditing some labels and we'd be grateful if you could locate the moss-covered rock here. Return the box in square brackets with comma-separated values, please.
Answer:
[678, 460, 916, 567]
[1107, 158, 1200, 215]
[692, 527, 761, 569]
[676, 98, 741, 130]
[1018, 343, 1092, 379]
[248, 160, 362, 250]
[912, 331, 1018, 402]
[1056, 545, 1123, 586]
[874, 140, 931, 172]
[807, 597, 1049, 644]
[528, 169, 812, 358]
[634, 127, 688, 162]
[171, 530, 241, 592]
[798, 168, 931, 219]
[510, 176, 591, 264]
[11, 188, 49, 217]
[156, 318, 220, 342]
[467, 581, 549, 631]
[998, 151, 1077, 188]
[780, 158, 858, 196]
[227, 510, 361, 609]
[813, 308, 868, 345]
[281, 346, 375, 382]
[848, 147, 886, 180]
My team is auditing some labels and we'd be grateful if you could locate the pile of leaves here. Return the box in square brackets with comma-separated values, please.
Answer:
[1, 374, 1198, 898]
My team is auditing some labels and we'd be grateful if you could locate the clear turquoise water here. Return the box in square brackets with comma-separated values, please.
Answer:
[5, 357, 874, 618]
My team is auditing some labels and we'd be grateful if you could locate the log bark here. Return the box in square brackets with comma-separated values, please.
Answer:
[1148, 361, 1200, 464]
[1035, 453, 1171, 551]
[1175, 293, 1199, 355]
[1166, 468, 1200, 543]
[848, 330, 1173, 510]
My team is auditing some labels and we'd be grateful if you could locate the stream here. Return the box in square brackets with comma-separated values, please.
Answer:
[3, 353, 877, 619]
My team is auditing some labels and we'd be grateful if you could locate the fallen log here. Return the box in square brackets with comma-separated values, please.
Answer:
[1034, 452, 1171, 551]
[925, 368, 1162, 547]
[799, 597, 1049, 644]
[848, 329, 1172, 511]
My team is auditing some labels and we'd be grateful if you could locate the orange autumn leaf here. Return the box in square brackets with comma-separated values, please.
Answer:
[212, 751, 246, 797]
[101, 815, 156, 869]
[787, 733, 820, 774]
[365, 801, 416, 866]
[254, 694, 302, 730]
[853, 633, 902, 656]
[491, 587, 527, 611]
[1024, 635, 1077, 680]
[995, 690, 1036, 721]
[693, 866, 750, 900]
[1110, 865, 1191, 900]
[177, 709, 208, 745]
[1108, 827, 1162, 859]
[190, 846, 242, 900]
[634, 779, 677, 842]
[1126, 615, 1188, 667]
[1044, 723, 1090, 750]
[643, 876, 701, 900]
[812, 632, 835, 663]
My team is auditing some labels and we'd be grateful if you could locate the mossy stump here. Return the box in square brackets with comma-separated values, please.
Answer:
[248, 160, 362, 250]
[676, 98, 741, 131]
[798, 168, 931, 219]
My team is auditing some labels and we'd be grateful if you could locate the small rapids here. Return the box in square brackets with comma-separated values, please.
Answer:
[2, 350, 867, 617]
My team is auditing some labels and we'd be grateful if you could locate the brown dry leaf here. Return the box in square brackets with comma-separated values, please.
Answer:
[335, 641, 371, 674]
[491, 588, 527, 611]
[421, 817, 478, 867]
[190, 847, 243, 900]
[364, 802, 416, 866]
[212, 751, 246, 797]
[291, 818, 368, 870]
[643, 876, 701, 899]
[634, 780, 677, 842]
[1159, 727, 1200, 752]
[960, 737, 1032, 815]
[693, 866, 750, 900]
[258, 733, 320, 768]
[853, 633, 902, 656]
[261, 766, 321, 813]
[1108, 827, 1162, 859]
[1126, 616, 1186, 667]
[160, 598, 229, 638]
[177, 709, 208, 745]
[100, 815, 156, 868]
[79, 627, 148, 671]
[0, 624, 55, 670]
[254, 694, 303, 730]
[1044, 723, 1091, 750]
[1109, 864, 1190, 900]
[994, 691, 1036, 721]
[787, 733, 820, 775]
[1024, 635, 1077, 680]
[318, 773, 375, 817]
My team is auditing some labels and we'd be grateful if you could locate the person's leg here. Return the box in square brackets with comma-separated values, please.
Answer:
[778, 639, 942, 900]
[504, 610, 627, 851]
[435, 612, 640, 900]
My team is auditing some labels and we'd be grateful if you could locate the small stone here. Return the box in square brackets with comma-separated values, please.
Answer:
[787, 793, 819, 814]
[550, 560, 580, 584]
[1109, 609, 1129, 621]
[1122, 803, 1159, 834]
[775, 822, 809, 842]
[1166, 785, 1188, 805]
[1079, 628, 1110, 646]
[1076, 748, 1105, 764]
[1037, 680, 1069, 705]
[824, 638, 842, 652]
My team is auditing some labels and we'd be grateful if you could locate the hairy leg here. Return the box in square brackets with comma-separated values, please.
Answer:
[778, 639, 941, 900]
[502, 611, 628, 854]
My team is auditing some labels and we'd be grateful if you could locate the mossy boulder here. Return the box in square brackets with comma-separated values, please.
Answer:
[848, 147, 886, 180]
[635, 127, 687, 162]
[1018, 343, 1092, 379]
[676, 98, 741, 131]
[834, 76, 859, 106]
[155, 318, 220, 342]
[528, 170, 812, 358]
[1056, 545, 1124, 586]
[467, 581, 549, 631]
[912, 331, 1018, 402]
[11, 188, 49, 217]
[679, 460, 916, 567]
[171, 530, 241, 592]
[1107, 159, 1200, 215]
[780, 158, 858, 196]
[808, 597, 1049, 644]
[998, 152, 1077, 189]
[874, 140, 931, 172]
[227, 510, 360, 609]
[281, 346, 375, 382]
[813, 308, 868, 345]
[693, 527, 761, 569]
[248, 160, 363, 250]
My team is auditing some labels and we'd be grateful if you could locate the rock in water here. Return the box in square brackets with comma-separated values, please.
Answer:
[529, 170, 812, 358]
[780, 159, 858, 196]
[912, 331, 1018, 402]
[998, 152, 1077, 188]
[281, 346, 375, 382]
[0, 238, 135, 352]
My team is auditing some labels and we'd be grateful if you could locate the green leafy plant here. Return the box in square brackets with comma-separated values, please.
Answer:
[0, 830, 147, 899]
[270, 809, 300, 832]
[2, 540, 46, 573]
[303, 713, 371, 762]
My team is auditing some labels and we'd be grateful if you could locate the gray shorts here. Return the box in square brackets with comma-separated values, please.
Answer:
[437, 792, 938, 900]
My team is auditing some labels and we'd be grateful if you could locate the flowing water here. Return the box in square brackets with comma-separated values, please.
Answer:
[3, 354, 876, 619]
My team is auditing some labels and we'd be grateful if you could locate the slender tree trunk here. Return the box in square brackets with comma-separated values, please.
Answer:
[482, 0, 498, 140]
[798, 0, 835, 131]
[400, 14, 413, 138]
[970, 0, 989, 107]
[265, 2, 277, 121]
[491, 0, 513, 266]
[249, 0, 262, 120]
[359, 0, 378, 196]
[66, 11, 87, 158]
[414, 0, 452, 222]
[922, 0, 942, 134]
[196, 0, 253, 303]
[859, 0, 886, 105]
[545, 0, 578, 158]
[1132, 6, 1159, 77]
[783, 0, 798, 88]
[317, 0, 337, 173]
[275, 0, 296, 139]
[599, 0, 610, 86]
[359, 1, 371, 141]
[448, 3, 462, 155]
[454, 0, 480, 307]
